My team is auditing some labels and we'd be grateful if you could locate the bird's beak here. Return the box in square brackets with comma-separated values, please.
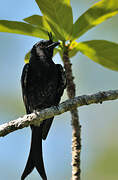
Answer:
[47, 42, 60, 49]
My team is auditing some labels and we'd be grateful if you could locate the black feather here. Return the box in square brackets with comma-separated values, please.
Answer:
[21, 38, 66, 180]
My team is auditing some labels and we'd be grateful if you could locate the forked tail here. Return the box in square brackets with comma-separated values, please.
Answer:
[21, 125, 47, 180]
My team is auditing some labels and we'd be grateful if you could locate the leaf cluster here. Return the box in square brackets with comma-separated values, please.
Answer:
[0, 0, 118, 71]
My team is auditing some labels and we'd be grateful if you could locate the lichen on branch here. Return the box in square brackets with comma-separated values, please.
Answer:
[0, 89, 118, 137]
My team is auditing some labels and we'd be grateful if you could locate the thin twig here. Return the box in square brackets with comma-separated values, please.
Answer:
[0, 89, 118, 137]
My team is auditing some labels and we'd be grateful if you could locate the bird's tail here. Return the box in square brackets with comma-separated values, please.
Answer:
[21, 125, 47, 180]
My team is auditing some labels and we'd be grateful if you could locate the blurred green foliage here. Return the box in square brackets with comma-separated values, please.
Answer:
[0, 0, 118, 71]
[88, 147, 118, 180]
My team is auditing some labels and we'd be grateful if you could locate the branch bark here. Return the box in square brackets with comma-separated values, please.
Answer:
[62, 46, 81, 180]
[0, 89, 118, 137]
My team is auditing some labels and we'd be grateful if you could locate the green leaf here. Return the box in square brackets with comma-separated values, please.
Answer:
[77, 40, 118, 71]
[72, 0, 118, 40]
[35, 0, 73, 40]
[24, 51, 30, 64]
[0, 20, 48, 39]
[24, 15, 51, 32]
[69, 41, 80, 58]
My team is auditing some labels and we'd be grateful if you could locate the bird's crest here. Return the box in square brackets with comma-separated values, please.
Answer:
[48, 32, 53, 42]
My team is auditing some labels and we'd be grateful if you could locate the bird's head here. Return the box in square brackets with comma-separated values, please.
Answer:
[31, 33, 60, 59]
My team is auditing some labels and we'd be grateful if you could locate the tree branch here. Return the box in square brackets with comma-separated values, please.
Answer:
[62, 46, 81, 180]
[0, 89, 118, 137]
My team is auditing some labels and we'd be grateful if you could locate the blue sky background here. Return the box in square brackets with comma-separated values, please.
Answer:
[0, 0, 118, 179]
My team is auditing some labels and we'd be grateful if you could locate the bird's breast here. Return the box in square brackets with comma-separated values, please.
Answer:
[27, 61, 59, 110]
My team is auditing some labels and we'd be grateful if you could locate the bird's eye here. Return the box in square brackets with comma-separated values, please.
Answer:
[40, 43, 45, 48]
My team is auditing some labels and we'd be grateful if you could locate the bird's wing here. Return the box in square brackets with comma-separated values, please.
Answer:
[56, 64, 66, 101]
[21, 63, 30, 114]
[42, 64, 66, 140]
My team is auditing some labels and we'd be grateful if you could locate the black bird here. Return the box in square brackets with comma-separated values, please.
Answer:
[21, 33, 66, 180]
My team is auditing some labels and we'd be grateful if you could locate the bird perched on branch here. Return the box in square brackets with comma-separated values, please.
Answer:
[21, 33, 66, 180]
